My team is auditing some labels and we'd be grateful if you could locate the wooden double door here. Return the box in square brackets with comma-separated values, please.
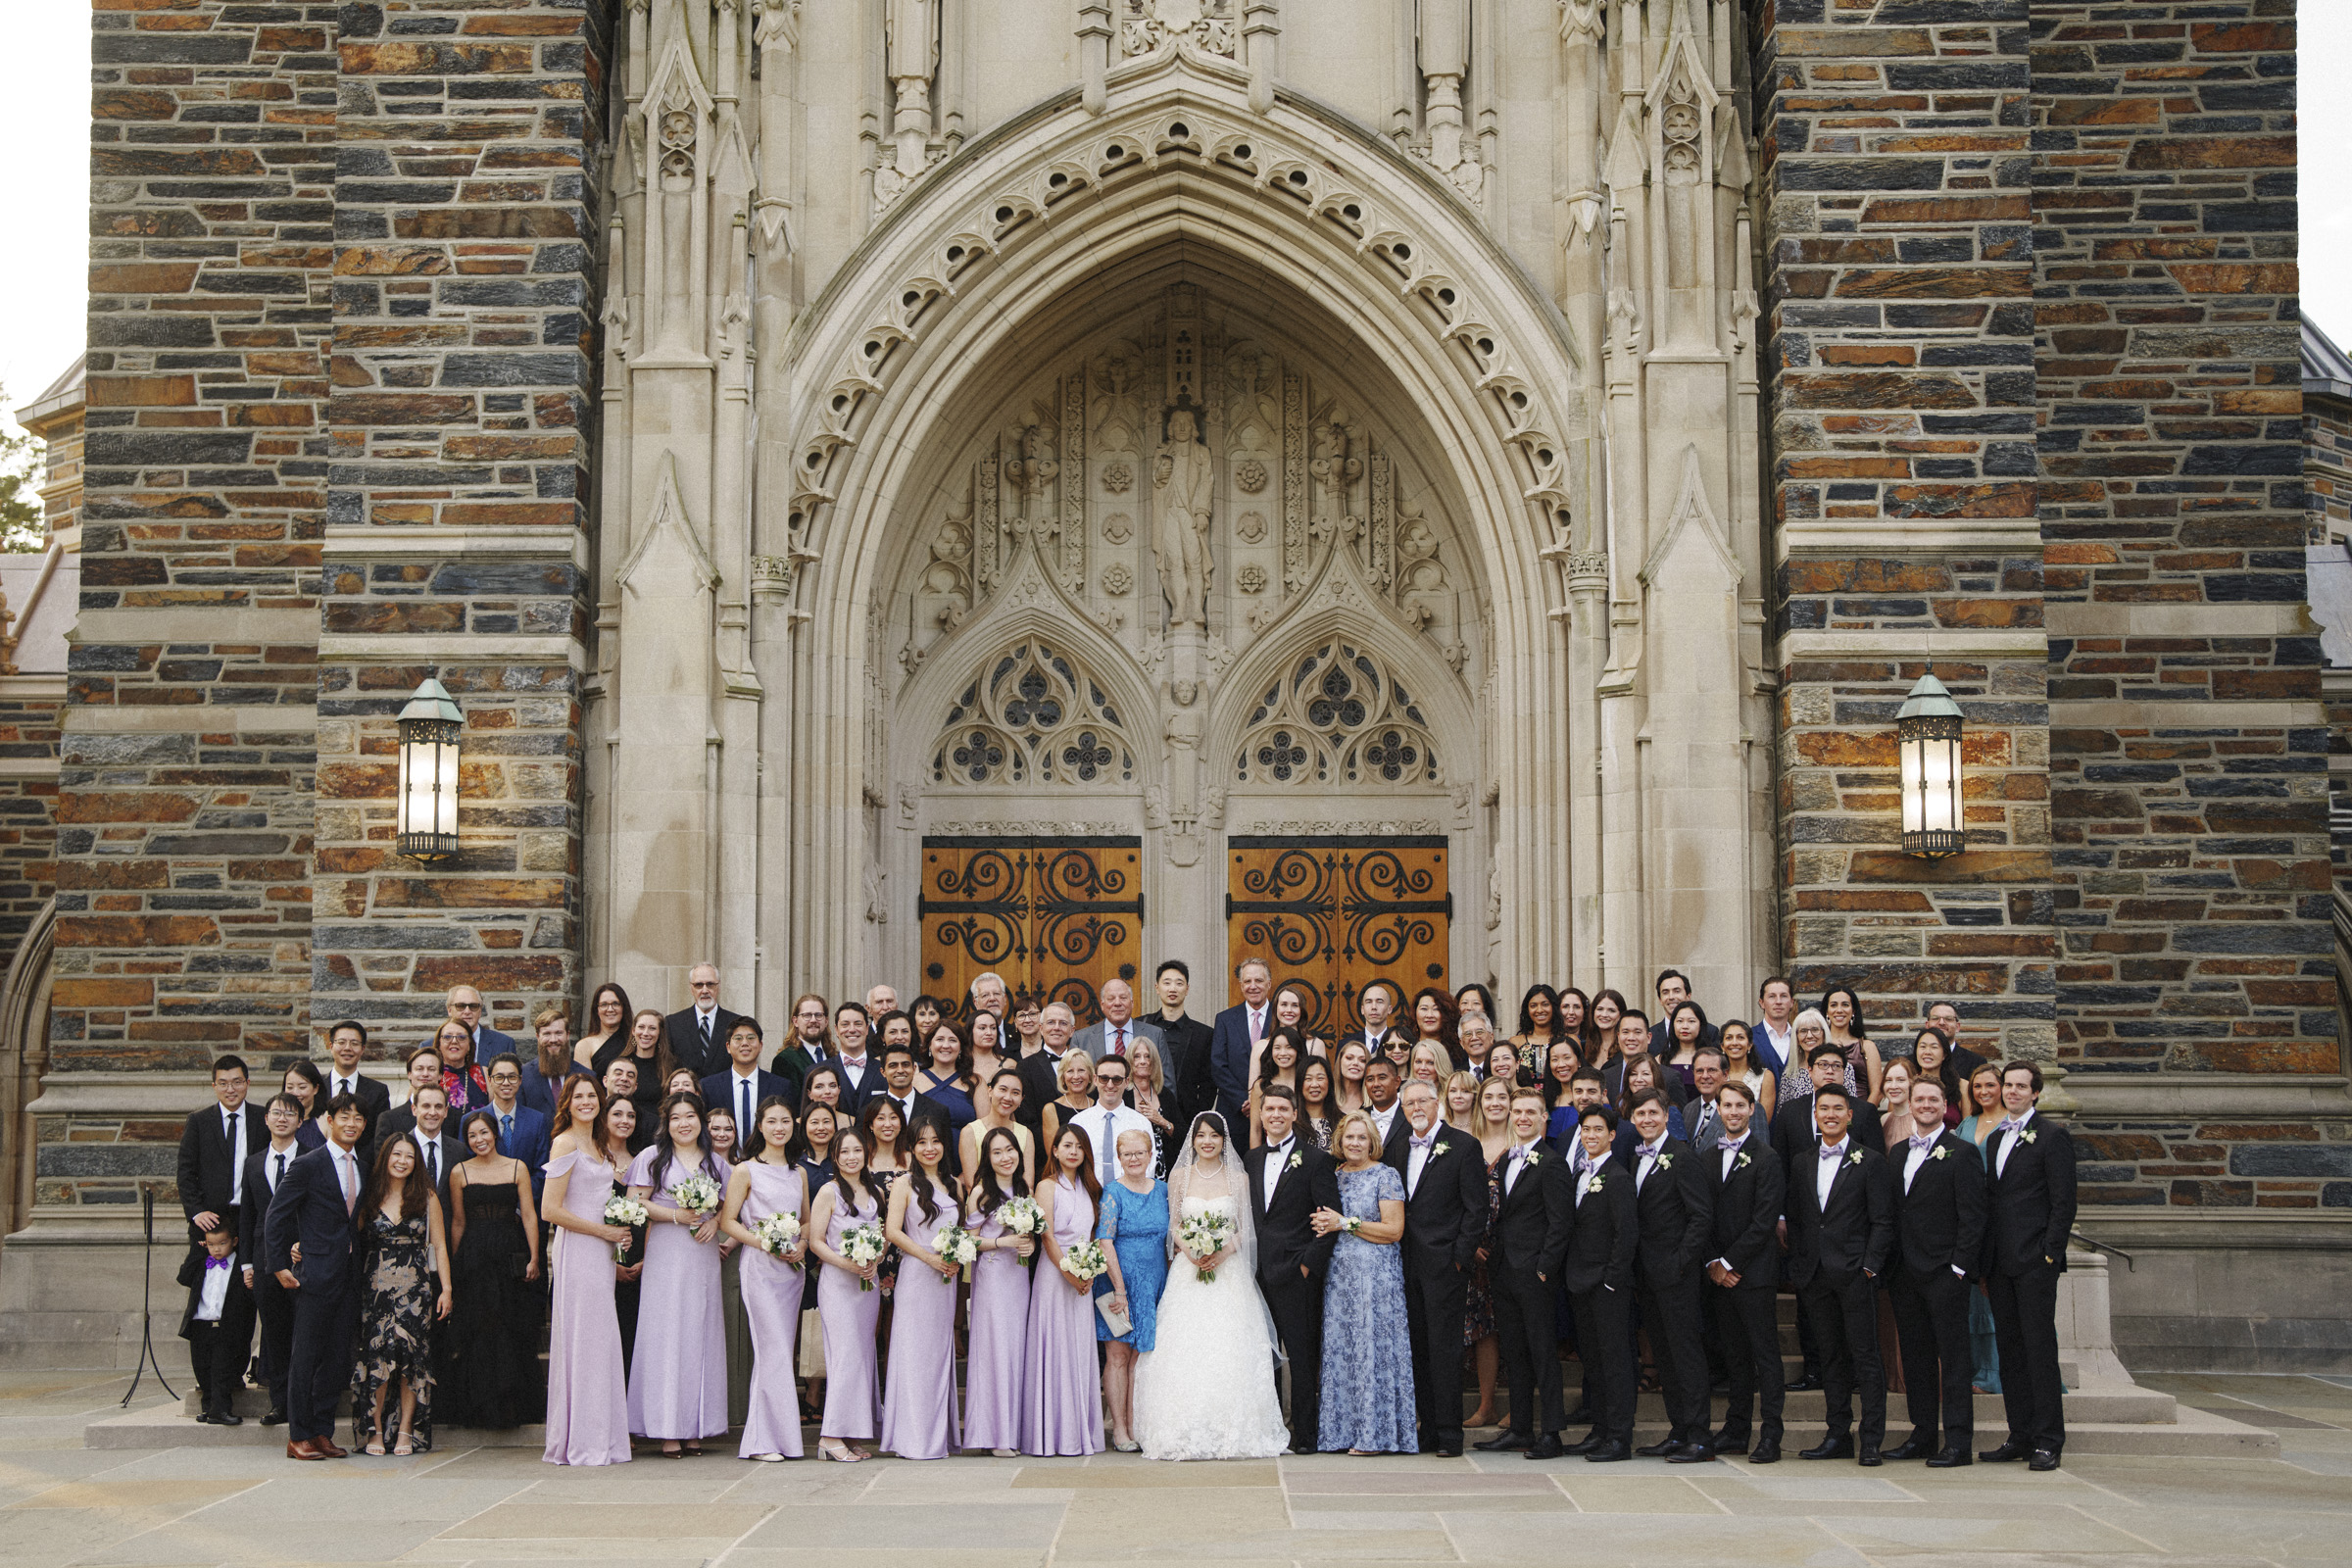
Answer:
[917, 837, 1144, 1025]
[1224, 834, 1451, 1036]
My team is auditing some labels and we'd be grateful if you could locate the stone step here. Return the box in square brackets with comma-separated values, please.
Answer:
[87, 1405, 547, 1450]
[1618, 1386, 2179, 1426]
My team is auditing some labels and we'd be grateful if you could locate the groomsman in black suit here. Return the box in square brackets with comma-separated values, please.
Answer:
[1625, 1087, 1715, 1461]
[266, 1094, 368, 1459]
[1149, 959, 1217, 1136]
[1559, 1103, 1638, 1462]
[1772, 1044, 1884, 1177]
[1244, 1085, 1342, 1454]
[404, 1084, 465, 1201]
[240, 1093, 308, 1426]
[1887, 1073, 1988, 1467]
[1786, 1084, 1895, 1464]
[176, 1055, 262, 1244]
[1476, 1086, 1575, 1458]
[1981, 1060, 2077, 1472]
[1395, 1080, 1488, 1457]
[1703, 1079, 1786, 1462]
[701, 1017, 794, 1139]
[319, 1021, 392, 1153]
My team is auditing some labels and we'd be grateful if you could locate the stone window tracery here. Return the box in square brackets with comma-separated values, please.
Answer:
[930, 640, 1135, 786]
[1234, 641, 1440, 786]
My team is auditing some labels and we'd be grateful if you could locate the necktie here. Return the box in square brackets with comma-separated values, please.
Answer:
[500, 1113, 514, 1148]
[339, 1152, 358, 1215]
[225, 1111, 242, 1201]
[741, 1079, 753, 1132]
[1112, 1024, 1125, 1055]
[273, 1152, 287, 1186]
[1250, 1008, 1264, 1042]
[700, 1013, 712, 1054]
[424, 1143, 437, 1184]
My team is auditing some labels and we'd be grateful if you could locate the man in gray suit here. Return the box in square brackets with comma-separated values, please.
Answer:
[1069, 977, 1163, 1063]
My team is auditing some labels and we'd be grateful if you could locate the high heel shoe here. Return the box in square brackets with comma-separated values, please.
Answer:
[818, 1439, 865, 1462]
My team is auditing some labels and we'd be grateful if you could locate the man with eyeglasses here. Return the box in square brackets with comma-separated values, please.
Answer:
[440, 985, 515, 1069]
[662, 961, 746, 1080]
[1070, 1054, 1152, 1186]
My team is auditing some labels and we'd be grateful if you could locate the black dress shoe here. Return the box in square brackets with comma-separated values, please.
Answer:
[1785, 1374, 1823, 1393]
[1634, 1438, 1680, 1457]
[1561, 1430, 1603, 1456]
[1799, 1435, 1854, 1461]
[1925, 1446, 1972, 1468]
[1474, 1430, 1529, 1452]
[1433, 1441, 1462, 1459]
[1883, 1436, 1936, 1461]
[1289, 1442, 1317, 1455]
[1748, 1438, 1782, 1465]
[1712, 1426, 1750, 1456]
[1666, 1442, 1715, 1464]
[1524, 1434, 1565, 1460]
[260, 1406, 286, 1428]
[1583, 1440, 1633, 1462]
[193, 1412, 219, 1426]
[1562, 1404, 1593, 1427]
[1857, 1446, 1883, 1467]
[215, 1411, 244, 1427]
[2029, 1448, 2061, 1472]
[1980, 1439, 2029, 1463]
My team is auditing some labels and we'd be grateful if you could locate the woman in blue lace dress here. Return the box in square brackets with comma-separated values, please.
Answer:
[1310, 1110, 1415, 1453]
[1095, 1126, 1168, 1453]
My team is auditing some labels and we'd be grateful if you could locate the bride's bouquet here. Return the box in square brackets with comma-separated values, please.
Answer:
[840, 1222, 889, 1291]
[935, 1223, 980, 1282]
[1058, 1239, 1109, 1286]
[671, 1172, 722, 1231]
[751, 1210, 801, 1259]
[1177, 1207, 1235, 1283]
[603, 1194, 649, 1261]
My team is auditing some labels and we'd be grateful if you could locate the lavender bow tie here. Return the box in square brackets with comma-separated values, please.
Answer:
[1819, 1143, 1846, 1161]
[1716, 1137, 1741, 1152]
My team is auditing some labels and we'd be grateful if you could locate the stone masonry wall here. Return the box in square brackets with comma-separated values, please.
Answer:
[2031, 1, 2339, 1207]
[1757, 0, 2054, 1067]
[311, 0, 600, 1053]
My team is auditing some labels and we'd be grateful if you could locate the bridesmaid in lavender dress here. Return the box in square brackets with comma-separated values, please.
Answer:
[807, 1126, 886, 1461]
[542, 1079, 634, 1466]
[881, 1122, 962, 1459]
[718, 1096, 808, 1461]
[624, 1092, 731, 1456]
[1020, 1124, 1104, 1457]
[963, 1126, 1035, 1455]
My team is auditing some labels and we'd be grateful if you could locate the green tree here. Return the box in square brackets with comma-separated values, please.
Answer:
[0, 384, 47, 552]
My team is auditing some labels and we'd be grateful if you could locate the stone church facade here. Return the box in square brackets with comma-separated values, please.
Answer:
[0, 0, 2340, 1368]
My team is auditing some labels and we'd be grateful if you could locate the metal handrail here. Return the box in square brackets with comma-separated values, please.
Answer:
[2070, 1229, 2133, 1270]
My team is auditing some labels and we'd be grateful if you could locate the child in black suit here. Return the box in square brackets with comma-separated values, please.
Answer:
[177, 1220, 257, 1425]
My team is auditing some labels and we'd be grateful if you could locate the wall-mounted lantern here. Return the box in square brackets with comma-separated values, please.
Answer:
[1897, 670, 1964, 858]
[396, 678, 463, 861]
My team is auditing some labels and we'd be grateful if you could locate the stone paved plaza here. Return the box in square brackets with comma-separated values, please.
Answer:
[0, 1370, 2345, 1568]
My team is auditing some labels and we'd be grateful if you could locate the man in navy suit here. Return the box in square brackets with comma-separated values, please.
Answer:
[700, 1017, 792, 1140]
[442, 985, 516, 1069]
[1981, 1060, 2077, 1472]
[1207, 956, 1274, 1124]
[266, 1093, 368, 1459]
[482, 1054, 551, 1199]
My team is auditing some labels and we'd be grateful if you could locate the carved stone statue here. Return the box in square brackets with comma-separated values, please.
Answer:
[1152, 407, 1215, 628]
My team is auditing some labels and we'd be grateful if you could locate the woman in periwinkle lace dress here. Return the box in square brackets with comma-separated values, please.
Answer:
[1130, 1112, 1290, 1462]
[1311, 1110, 1416, 1454]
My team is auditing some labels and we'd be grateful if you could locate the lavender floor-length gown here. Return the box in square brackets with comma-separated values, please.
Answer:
[543, 1149, 632, 1466]
[1020, 1175, 1103, 1456]
[623, 1147, 731, 1441]
[962, 1200, 1028, 1451]
[816, 1182, 883, 1440]
[881, 1188, 962, 1459]
[736, 1160, 808, 1459]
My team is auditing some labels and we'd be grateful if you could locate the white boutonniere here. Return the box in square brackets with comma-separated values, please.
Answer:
[1287, 1152, 1303, 1171]
[1933, 1146, 1949, 1161]
[1657, 1152, 1674, 1169]
[1847, 1150, 1864, 1167]
[1525, 1149, 1544, 1166]
[2020, 1129, 2037, 1145]
[1736, 1152, 1752, 1171]
[1435, 1141, 1450, 1157]
[1586, 1171, 1604, 1192]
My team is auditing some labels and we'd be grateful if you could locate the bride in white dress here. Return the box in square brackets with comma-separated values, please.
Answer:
[1131, 1112, 1290, 1461]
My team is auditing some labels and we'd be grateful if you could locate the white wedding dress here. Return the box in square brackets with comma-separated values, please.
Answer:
[1131, 1192, 1291, 1461]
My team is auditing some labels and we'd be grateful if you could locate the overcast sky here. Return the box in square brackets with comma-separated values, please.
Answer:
[4, 13, 2347, 420]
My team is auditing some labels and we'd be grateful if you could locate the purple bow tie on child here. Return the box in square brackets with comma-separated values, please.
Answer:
[204, 1256, 232, 1271]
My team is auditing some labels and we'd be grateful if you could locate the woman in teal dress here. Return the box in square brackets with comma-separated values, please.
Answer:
[1094, 1125, 1168, 1454]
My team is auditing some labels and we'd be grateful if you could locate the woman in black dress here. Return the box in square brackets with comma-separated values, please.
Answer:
[352, 1133, 451, 1454]
[444, 1109, 542, 1429]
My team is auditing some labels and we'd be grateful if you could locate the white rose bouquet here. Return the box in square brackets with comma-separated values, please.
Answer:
[936, 1223, 980, 1281]
[1177, 1208, 1234, 1282]
[1058, 1239, 1109, 1285]
[751, 1210, 802, 1259]
[840, 1222, 889, 1291]
[603, 1194, 649, 1261]
[995, 1196, 1043, 1236]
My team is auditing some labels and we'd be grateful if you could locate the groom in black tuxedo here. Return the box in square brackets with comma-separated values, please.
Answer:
[1395, 1080, 1488, 1457]
[1245, 1084, 1341, 1454]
